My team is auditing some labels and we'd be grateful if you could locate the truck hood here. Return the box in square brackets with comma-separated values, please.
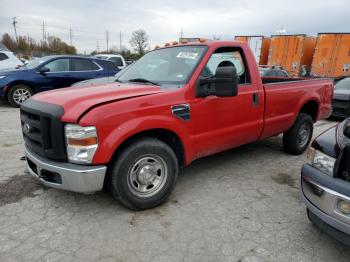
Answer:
[333, 89, 350, 101]
[32, 82, 164, 122]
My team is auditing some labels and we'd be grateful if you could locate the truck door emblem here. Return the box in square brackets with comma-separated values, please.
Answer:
[171, 104, 190, 121]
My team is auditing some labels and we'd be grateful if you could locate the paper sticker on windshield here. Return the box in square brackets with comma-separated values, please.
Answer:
[176, 52, 199, 59]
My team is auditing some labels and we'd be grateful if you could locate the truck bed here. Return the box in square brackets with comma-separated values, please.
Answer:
[260, 78, 334, 139]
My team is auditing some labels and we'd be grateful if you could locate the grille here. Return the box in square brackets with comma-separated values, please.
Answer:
[20, 100, 66, 161]
[337, 147, 350, 182]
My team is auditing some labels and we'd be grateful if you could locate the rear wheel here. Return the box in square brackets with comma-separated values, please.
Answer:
[283, 113, 313, 155]
[8, 85, 33, 107]
[109, 138, 178, 210]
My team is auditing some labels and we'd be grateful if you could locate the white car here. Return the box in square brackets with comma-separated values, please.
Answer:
[0, 51, 23, 71]
[93, 54, 126, 69]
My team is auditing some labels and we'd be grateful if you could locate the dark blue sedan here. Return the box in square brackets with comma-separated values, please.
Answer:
[0, 55, 119, 107]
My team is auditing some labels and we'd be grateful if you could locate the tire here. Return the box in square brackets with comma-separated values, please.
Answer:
[7, 85, 33, 107]
[283, 113, 314, 155]
[109, 138, 179, 210]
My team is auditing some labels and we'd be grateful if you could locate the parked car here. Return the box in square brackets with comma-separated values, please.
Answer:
[331, 77, 350, 118]
[301, 118, 350, 246]
[0, 50, 24, 71]
[71, 65, 129, 87]
[0, 55, 119, 107]
[93, 54, 126, 69]
[259, 67, 290, 77]
[21, 40, 333, 210]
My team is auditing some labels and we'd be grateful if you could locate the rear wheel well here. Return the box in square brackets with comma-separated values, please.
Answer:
[299, 100, 319, 122]
[109, 129, 185, 169]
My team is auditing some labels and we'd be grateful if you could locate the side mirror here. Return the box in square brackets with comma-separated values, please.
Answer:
[344, 125, 350, 139]
[37, 67, 50, 74]
[196, 66, 238, 97]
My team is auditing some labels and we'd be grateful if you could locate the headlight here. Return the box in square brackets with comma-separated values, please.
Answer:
[0, 76, 6, 79]
[308, 147, 336, 176]
[65, 124, 98, 164]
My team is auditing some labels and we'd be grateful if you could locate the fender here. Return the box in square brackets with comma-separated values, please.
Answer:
[90, 115, 195, 165]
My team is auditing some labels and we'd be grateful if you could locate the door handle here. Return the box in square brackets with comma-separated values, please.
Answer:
[252, 93, 259, 107]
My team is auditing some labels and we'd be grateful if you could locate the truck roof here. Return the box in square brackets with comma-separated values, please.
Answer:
[156, 40, 248, 49]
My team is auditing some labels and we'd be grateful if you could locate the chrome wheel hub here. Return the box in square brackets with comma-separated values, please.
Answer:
[127, 155, 168, 198]
[297, 123, 310, 147]
[13, 88, 31, 104]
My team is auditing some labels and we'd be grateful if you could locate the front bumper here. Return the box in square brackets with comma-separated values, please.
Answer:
[301, 164, 350, 245]
[25, 146, 107, 193]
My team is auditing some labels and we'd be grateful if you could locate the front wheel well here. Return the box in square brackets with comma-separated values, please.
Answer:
[299, 100, 319, 122]
[108, 129, 186, 169]
[6, 83, 33, 100]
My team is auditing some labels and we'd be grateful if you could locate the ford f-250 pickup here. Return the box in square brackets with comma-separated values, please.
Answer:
[20, 40, 334, 210]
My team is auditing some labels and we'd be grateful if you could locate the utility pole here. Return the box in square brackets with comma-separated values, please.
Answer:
[96, 41, 100, 53]
[69, 27, 73, 46]
[106, 30, 109, 53]
[119, 30, 122, 52]
[42, 20, 46, 44]
[12, 17, 18, 42]
[180, 28, 184, 39]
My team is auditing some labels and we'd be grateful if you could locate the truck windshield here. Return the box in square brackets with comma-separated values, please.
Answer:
[117, 46, 207, 86]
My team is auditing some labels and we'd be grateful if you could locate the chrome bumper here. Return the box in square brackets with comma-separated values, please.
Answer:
[25, 146, 107, 193]
[301, 166, 350, 235]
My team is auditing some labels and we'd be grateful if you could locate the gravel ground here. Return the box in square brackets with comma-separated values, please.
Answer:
[0, 103, 349, 262]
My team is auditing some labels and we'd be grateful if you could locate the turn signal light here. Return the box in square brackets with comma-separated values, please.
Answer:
[68, 137, 98, 146]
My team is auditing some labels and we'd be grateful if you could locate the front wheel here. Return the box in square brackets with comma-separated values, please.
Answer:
[8, 85, 33, 107]
[283, 113, 314, 155]
[109, 138, 179, 210]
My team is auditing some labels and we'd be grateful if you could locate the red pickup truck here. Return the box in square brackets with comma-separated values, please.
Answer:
[21, 40, 333, 210]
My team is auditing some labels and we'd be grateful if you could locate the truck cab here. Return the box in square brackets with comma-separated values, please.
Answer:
[21, 40, 333, 210]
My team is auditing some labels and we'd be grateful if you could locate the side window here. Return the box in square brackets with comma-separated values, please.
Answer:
[0, 52, 9, 61]
[109, 57, 124, 67]
[71, 59, 100, 71]
[201, 47, 251, 84]
[106, 61, 118, 71]
[43, 59, 69, 72]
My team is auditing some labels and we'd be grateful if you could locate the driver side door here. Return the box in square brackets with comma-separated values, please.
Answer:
[191, 47, 264, 158]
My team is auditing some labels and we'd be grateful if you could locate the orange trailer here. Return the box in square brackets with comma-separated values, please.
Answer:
[235, 36, 271, 65]
[267, 34, 316, 76]
[311, 33, 350, 78]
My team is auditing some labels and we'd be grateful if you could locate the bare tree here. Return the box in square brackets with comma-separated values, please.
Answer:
[129, 29, 149, 56]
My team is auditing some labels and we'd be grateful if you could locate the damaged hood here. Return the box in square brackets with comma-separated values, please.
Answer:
[32, 82, 164, 121]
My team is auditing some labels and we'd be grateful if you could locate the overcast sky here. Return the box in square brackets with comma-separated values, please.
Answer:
[0, 0, 349, 54]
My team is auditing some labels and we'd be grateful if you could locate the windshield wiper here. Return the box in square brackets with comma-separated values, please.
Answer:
[127, 78, 159, 86]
